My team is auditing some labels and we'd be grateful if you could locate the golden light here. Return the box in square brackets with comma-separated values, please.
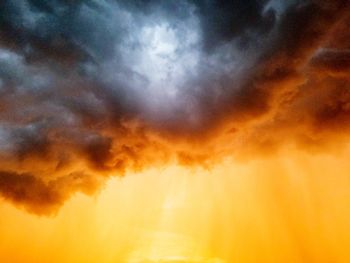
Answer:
[1, 148, 350, 263]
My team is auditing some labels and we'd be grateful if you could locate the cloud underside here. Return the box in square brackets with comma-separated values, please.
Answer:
[0, 0, 349, 214]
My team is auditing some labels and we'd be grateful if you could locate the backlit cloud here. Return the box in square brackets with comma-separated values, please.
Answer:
[0, 0, 349, 214]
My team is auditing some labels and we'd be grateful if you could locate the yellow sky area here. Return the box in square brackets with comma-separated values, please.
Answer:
[1, 149, 350, 263]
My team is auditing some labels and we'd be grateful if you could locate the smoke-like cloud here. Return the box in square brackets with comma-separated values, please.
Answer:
[0, 0, 349, 214]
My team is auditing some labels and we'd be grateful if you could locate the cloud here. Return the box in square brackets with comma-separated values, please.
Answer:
[0, 170, 101, 215]
[310, 50, 350, 78]
[0, 0, 349, 214]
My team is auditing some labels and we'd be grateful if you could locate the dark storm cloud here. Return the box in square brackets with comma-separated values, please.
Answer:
[310, 50, 350, 78]
[0, 170, 101, 214]
[191, 0, 275, 50]
[0, 0, 349, 214]
[0, 0, 276, 65]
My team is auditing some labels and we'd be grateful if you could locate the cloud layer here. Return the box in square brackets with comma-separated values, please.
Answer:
[0, 0, 349, 214]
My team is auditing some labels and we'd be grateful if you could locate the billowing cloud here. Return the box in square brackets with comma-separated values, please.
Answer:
[0, 0, 349, 214]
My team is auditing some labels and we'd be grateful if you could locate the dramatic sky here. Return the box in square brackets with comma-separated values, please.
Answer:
[0, 1, 350, 262]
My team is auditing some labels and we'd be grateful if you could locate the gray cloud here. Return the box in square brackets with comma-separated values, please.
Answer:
[0, 0, 349, 214]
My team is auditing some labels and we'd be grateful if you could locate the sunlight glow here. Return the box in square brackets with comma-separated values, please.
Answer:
[1, 151, 350, 262]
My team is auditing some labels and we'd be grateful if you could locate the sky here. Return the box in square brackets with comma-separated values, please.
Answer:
[0, 0, 350, 262]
